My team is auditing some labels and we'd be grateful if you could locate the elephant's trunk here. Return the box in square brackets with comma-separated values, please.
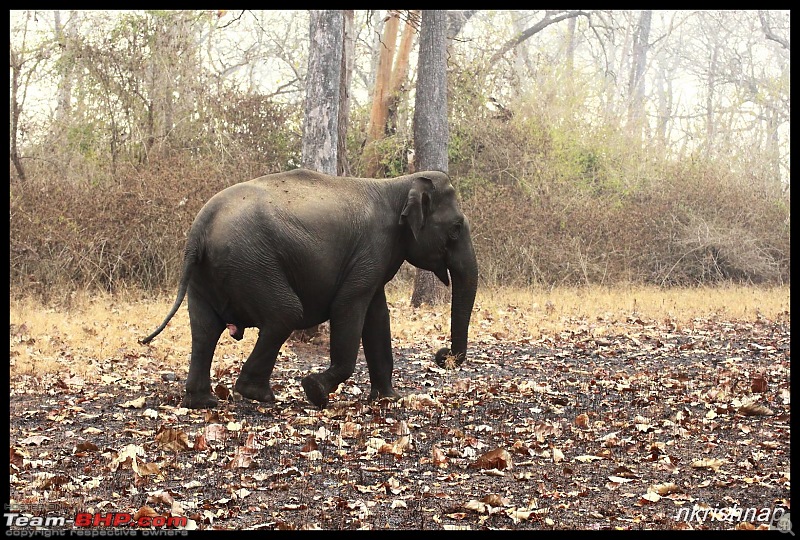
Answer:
[436, 225, 478, 368]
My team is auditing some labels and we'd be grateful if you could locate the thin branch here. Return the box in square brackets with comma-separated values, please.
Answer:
[217, 10, 246, 30]
[758, 11, 789, 51]
[490, 10, 591, 65]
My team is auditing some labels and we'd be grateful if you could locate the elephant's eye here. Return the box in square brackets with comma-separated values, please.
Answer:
[448, 219, 463, 241]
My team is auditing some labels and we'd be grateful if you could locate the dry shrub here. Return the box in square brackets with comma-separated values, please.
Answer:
[11, 89, 301, 307]
[458, 161, 789, 288]
[9, 155, 273, 305]
[644, 160, 790, 286]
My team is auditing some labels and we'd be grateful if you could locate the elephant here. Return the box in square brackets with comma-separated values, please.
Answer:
[140, 168, 478, 409]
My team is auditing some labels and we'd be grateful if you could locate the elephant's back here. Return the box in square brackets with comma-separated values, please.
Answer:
[191, 169, 386, 248]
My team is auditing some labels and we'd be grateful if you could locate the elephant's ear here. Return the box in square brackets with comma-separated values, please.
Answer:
[399, 176, 435, 240]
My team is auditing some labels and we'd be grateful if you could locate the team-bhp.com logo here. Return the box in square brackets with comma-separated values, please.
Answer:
[73, 513, 187, 528]
[5, 511, 188, 530]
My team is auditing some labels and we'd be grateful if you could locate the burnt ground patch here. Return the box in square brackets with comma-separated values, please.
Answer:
[9, 315, 790, 530]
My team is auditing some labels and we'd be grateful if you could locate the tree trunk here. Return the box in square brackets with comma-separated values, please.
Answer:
[627, 10, 652, 137]
[363, 12, 400, 177]
[297, 10, 344, 341]
[410, 10, 449, 307]
[53, 11, 76, 126]
[301, 10, 343, 174]
[387, 11, 419, 134]
[337, 10, 354, 177]
[564, 15, 577, 78]
[10, 49, 26, 182]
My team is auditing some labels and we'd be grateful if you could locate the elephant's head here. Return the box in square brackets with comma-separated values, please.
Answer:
[400, 172, 478, 368]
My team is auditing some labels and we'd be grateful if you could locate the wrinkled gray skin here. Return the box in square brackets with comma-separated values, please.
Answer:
[140, 169, 478, 409]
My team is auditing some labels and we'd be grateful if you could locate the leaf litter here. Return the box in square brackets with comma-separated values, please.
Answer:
[8, 305, 790, 530]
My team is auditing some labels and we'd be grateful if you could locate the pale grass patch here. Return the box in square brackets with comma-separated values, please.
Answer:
[473, 284, 790, 322]
[10, 285, 790, 378]
[387, 283, 790, 342]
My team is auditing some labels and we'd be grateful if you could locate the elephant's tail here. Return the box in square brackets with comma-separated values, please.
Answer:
[139, 243, 198, 345]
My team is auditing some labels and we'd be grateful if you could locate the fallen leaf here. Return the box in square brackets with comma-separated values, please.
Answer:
[464, 500, 488, 513]
[737, 402, 773, 416]
[573, 455, 603, 463]
[300, 450, 323, 461]
[432, 445, 448, 467]
[506, 508, 533, 523]
[120, 396, 146, 409]
[608, 476, 634, 483]
[397, 393, 443, 410]
[640, 492, 661, 503]
[147, 491, 174, 506]
[109, 444, 145, 472]
[204, 424, 228, 443]
[74, 441, 99, 453]
[10, 448, 26, 467]
[648, 482, 680, 495]
[133, 506, 159, 520]
[19, 435, 50, 446]
[471, 448, 513, 470]
[339, 421, 362, 438]
[691, 458, 724, 472]
[227, 446, 257, 469]
[750, 375, 768, 393]
[481, 494, 511, 507]
[214, 384, 231, 400]
[193, 434, 208, 451]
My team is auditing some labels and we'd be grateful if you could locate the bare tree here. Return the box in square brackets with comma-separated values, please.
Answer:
[10, 12, 49, 182]
[301, 10, 343, 174]
[410, 10, 450, 307]
[337, 10, 354, 176]
[627, 10, 652, 135]
[52, 11, 78, 126]
[296, 10, 343, 341]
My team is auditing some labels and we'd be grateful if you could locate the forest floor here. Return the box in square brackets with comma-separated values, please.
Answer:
[8, 285, 791, 531]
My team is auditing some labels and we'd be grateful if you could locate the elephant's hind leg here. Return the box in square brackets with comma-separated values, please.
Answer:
[234, 325, 293, 404]
[184, 297, 226, 409]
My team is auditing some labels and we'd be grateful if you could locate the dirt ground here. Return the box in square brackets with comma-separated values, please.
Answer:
[8, 308, 791, 531]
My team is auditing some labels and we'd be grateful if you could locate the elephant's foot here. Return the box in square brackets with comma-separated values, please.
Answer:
[234, 379, 276, 403]
[301, 374, 330, 409]
[182, 391, 219, 409]
[368, 387, 401, 402]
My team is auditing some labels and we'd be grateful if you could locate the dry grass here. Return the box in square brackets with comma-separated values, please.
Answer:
[387, 282, 790, 345]
[9, 285, 790, 381]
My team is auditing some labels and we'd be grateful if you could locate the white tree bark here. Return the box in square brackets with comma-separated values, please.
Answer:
[411, 10, 449, 306]
[301, 10, 343, 175]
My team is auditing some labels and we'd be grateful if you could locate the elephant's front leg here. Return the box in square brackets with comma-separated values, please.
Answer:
[362, 288, 401, 402]
[301, 298, 369, 409]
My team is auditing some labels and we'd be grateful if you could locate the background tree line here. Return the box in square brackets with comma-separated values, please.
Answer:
[9, 10, 791, 305]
